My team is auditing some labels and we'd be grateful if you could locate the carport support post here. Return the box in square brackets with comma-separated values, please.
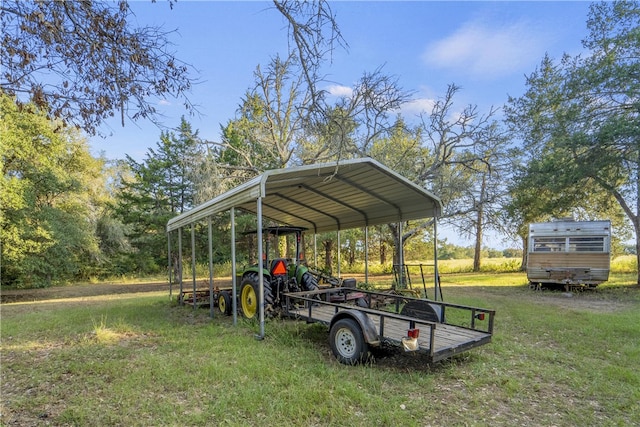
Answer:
[191, 223, 197, 310]
[178, 228, 183, 300]
[313, 235, 317, 267]
[434, 219, 440, 301]
[257, 197, 265, 339]
[168, 232, 172, 300]
[208, 216, 214, 319]
[364, 226, 369, 284]
[337, 230, 341, 278]
[398, 222, 404, 288]
[231, 207, 237, 325]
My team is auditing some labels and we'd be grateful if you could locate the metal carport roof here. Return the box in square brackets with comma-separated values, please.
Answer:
[166, 158, 442, 233]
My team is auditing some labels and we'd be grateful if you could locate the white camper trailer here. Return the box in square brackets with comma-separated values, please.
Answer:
[527, 219, 611, 289]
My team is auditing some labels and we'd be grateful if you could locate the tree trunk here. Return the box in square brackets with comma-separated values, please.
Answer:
[635, 148, 640, 286]
[323, 240, 333, 274]
[248, 234, 256, 264]
[473, 225, 482, 273]
[521, 235, 528, 273]
[636, 238, 640, 287]
[473, 174, 486, 272]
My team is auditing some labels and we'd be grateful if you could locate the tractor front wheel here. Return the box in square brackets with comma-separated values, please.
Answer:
[240, 272, 274, 319]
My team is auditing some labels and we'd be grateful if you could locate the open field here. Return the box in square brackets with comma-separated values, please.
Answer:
[1, 271, 639, 426]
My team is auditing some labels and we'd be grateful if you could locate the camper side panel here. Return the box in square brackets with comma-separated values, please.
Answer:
[527, 252, 610, 285]
[526, 220, 611, 286]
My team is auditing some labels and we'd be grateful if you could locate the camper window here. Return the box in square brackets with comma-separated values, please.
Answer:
[569, 237, 605, 252]
[533, 237, 565, 252]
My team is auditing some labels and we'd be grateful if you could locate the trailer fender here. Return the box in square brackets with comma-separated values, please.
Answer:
[330, 309, 380, 347]
[400, 300, 443, 323]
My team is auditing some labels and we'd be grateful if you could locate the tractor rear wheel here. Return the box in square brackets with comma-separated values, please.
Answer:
[240, 272, 274, 319]
[300, 272, 319, 292]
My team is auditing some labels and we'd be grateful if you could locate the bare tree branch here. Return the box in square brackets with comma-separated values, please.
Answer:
[1, 0, 197, 135]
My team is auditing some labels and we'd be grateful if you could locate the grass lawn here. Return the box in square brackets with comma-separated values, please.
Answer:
[1, 271, 639, 426]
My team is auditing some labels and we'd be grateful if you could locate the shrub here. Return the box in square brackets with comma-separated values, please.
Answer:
[611, 255, 637, 274]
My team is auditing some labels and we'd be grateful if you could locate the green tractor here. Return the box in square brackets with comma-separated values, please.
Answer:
[238, 227, 320, 319]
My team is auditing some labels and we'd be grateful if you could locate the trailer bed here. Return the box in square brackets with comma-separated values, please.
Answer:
[283, 288, 494, 363]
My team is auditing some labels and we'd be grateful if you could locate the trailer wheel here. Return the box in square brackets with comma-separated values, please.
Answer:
[329, 318, 369, 365]
[218, 291, 232, 316]
[240, 273, 274, 319]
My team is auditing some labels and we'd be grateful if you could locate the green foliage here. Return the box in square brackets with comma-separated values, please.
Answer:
[437, 241, 474, 260]
[1, 94, 105, 287]
[502, 247, 523, 258]
[505, 1, 640, 281]
[1, 0, 196, 135]
[612, 255, 638, 274]
[114, 117, 204, 274]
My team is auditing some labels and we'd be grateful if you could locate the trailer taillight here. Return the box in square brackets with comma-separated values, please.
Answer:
[403, 329, 420, 351]
[475, 312, 485, 321]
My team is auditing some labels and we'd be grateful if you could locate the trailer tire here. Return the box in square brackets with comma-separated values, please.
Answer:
[329, 318, 369, 365]
[240, 273, 274, 319]
[218, 291, 232, 316]
[355, 296, 369, 308]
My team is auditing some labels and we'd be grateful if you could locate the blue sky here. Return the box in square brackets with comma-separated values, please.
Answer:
[91, 1, 595, 248]
[92, 0, 592, 161]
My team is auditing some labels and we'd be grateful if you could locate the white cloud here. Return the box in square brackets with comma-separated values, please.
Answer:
[326, 84, 353, 98]
[398, 97, 435, 117]
[158, 99, 171, 106]
[423, 21, 546, 79]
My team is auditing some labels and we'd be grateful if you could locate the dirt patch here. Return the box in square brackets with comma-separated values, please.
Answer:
[530, 291, 631, 313]
[1, 282, 171, 304]
[0, 278, 240, 304]
[0, 275, 375, 305]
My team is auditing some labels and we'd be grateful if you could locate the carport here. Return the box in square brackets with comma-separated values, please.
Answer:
[166, 158, 443, 337]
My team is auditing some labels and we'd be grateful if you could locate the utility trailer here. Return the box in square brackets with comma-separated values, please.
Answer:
[527, 219, 611, 290]
[282, 286, 494, 365]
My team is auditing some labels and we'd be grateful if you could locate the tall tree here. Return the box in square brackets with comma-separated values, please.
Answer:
[237, 54, 307, 169]
[452, 123, 515, 271]
[505, 1, 640, 284]
[115, 118, 203, 272]
[310, 68, 413, 162]
[1, 0, 195, 134]
[1, 94, 105, 287]
[295, 105, 358, 164]
[211, 53, 307, 183]
[1, 0, 343, 135]
[375, 84, 505, 274]
[273, 0, 345, 108]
